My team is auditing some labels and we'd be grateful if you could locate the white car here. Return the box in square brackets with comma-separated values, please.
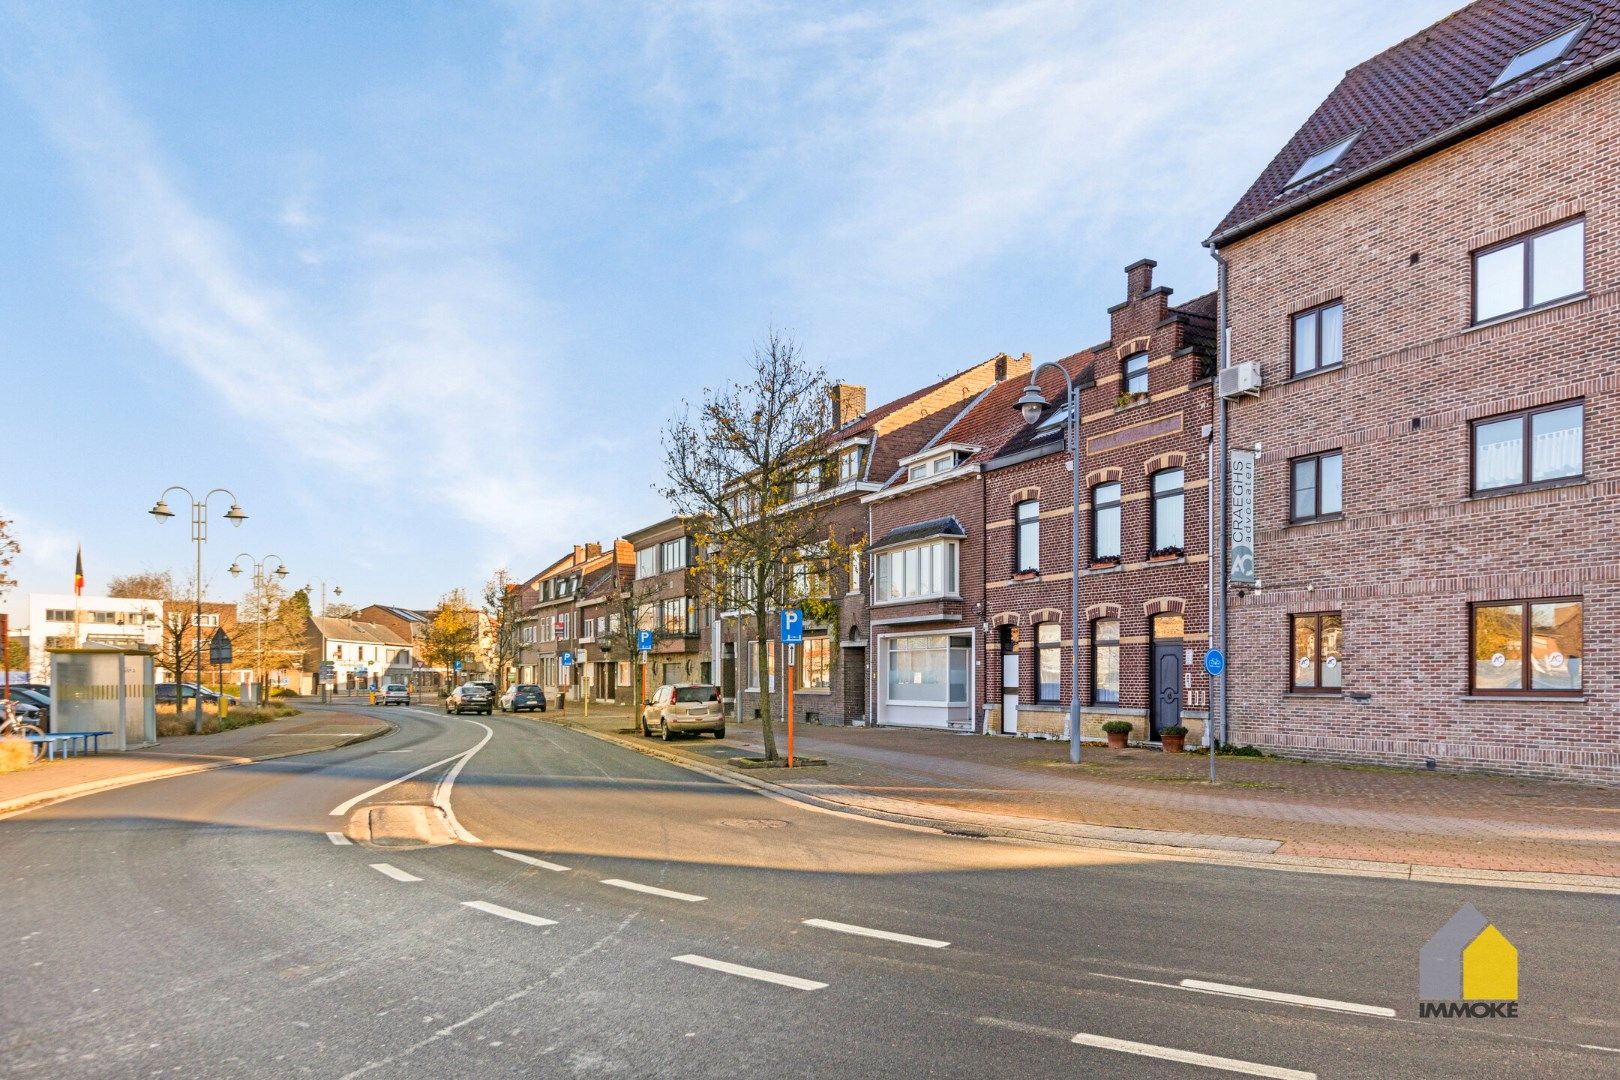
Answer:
[380, 683, 411, 706]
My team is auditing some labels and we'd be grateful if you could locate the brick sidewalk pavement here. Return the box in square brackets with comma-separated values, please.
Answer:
[555, 704, 1620, 878]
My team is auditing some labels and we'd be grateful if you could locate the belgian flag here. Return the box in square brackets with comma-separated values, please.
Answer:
[74, 546, 84, 596]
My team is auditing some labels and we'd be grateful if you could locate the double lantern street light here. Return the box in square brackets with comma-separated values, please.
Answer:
[148, 487, 247, 734]
[1014, 362, 1095, 766]
[229, 554, 289, 705]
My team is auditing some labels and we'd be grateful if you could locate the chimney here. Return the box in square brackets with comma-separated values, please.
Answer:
[1125, 258, 1157, 299]
[573, 544, 585, 564]
[994, 352, 1032, 382]
[829, 383, 867, 427]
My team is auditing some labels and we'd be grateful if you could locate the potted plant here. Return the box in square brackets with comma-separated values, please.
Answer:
[1116, 391, 1145, 410]
[1148, 545, 1184, 562]
[1159, 724, 1188, 753]
[1101, 719, 1132, 749]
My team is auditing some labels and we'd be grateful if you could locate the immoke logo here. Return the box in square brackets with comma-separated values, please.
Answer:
[1418, 903, 1519, 1019]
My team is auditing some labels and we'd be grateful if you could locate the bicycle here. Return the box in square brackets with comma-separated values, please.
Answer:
[1, 697, 45, 761]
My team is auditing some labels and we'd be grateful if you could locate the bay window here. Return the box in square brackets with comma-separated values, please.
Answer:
[874, 540, 959, 602]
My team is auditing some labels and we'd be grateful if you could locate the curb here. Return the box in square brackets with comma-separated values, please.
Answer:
[540, 716, 1620, 896]
[0, 719, 396, 820]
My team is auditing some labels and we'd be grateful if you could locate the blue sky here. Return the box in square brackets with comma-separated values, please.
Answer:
[0, 0, 1456, 618]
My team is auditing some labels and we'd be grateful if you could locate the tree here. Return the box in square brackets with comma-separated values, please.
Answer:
[423, 588, 477, 680]
[0, 514, 18, 597]
[592, 567, 665, 700]
[236, 577, 309, 697]
[481, 569, 522, 691]
[659, 329, 846, 761]
[107, 570, 173, 600]
[322, 600, 357, 619]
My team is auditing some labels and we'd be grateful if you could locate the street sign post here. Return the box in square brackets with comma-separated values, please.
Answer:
[1202, 649, 1225, 677]
[636, 630, 653, 719]
[208, 628, 233, 718]
[1202, 649, 1226, 781]
[637, 629, 654, 652]
[779, 611, 802, 767]
[780, 608, 803, 644]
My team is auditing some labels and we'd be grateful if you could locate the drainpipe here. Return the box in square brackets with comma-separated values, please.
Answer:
[1211, 248, 1231, 748]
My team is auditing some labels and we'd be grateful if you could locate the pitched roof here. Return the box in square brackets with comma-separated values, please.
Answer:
[870, 516, 967, 551]
[1210, 0, 1620, 244]
[309, 617, 412, 647]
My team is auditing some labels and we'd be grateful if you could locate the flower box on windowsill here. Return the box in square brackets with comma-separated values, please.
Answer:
[1148, 547, 1184, 562]
[1115, 392, 1148, 412]
[1011, 570, 1040, 582]
[1088, 557, 1121, 571]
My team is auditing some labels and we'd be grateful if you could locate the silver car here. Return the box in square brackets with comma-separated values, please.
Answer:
[381, 683, 411, 706]
[640, 683, 724, 740]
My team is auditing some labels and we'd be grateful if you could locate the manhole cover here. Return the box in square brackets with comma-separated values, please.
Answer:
[715, 818, 791, 829]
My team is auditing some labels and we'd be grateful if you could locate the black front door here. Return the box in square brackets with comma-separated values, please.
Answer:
[1150, 642, 1182, 740]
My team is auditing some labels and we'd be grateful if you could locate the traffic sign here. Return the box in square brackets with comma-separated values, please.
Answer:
[637, 629, 654, 652]
[453, 659, 463, 671]
[208, 628, 232, 666]
[1203, 649, 1226, 677]
[780, 608, 804, 644]
[560, 651, 573, 667]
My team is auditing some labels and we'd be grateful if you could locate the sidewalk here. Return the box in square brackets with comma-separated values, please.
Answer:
[0, 710, 392, 816]
[546, 703, 1620, 886]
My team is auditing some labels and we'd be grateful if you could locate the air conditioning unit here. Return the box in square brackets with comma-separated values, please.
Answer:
[1217, 361, 1262, 399]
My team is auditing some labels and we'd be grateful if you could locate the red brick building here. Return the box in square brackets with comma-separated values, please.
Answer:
[623, 516, 709, 690]
[980, 262, 1217, 743]
[1208, 0, 1619, 781]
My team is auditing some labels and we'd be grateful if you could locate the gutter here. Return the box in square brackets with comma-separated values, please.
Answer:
[1210, 250, 1230, 748]
[1206, 50, 1620, 249]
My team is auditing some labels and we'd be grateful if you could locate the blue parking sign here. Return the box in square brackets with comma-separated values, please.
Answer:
[560, 651, 573, 667]
[637, 629, 654, 652]
[780, 608, 803, 644]
[453, 659, 462, 671]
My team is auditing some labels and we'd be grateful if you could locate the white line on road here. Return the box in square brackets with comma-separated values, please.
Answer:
[1179, 979, 1395, 1018]
[1579, 1044, 1620, 1054]
[801, 918, 949, 948]
[493, 849, 570, 872]
[432, 719, 493, 844]
[326, 832, 352, 845]
[330, 753, 463, 817]
[1068, 1032, 1315, 1080]
[461, 900, 557, 927]
[672, 954, 826, 991]
[370, 863, 421, 882]
[601, 879, 706, 902]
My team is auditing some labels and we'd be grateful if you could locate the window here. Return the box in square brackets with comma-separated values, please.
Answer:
[1092, 483, 1122, 560]
[1491, 20, 1588, 89]
[1473, 218, 1584, 323]
[1014, 500, 1040, 572]
[1291, 451, 1343, 521]
[1151, 469, 1184, 552]
[635, 546, 658, 579]
[1036, 622, 1061, 703]
[1472, 599, 1582, 695]
[848, 549, 862, 595]
[1284, 132, 1358, 190]
[793, 470, 818, 497]
[1291, 301, 1344, 376]
[1091, 619, 1119, 704]
[839, 447, 863, 482]
[884, 635, 970, 704]
[906, 452, 960, 483]
[579, 617, 595, 642]
[1473, 402, 1583, 493]
[745, 640, 776, 691]
[1123, 352, 1149, 396]
[520, 624, 536, 645]
[873, 540, 959, 602]
[798, 635, 830, 690]
[1291, 612, 1343, 693]
[659, 538, 688, 572]
[660, 597, 693, 635]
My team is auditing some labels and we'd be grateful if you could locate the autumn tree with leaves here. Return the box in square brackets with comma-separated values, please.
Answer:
[423, 588, 478, 682]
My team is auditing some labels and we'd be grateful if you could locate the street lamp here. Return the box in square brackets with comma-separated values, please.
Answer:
[305, 579, 341, 617]
[230, 554, 288, 705]
[1014, 362, 1096, 765]
[148, 486, 246, 734]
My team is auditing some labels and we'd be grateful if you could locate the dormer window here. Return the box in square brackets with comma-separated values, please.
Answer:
[1123, 352, 1149, 395]
[1490, 20, 1587, 90]
[838, 447, 863, 482]
[907, 451, 962, 483]
[1283, 132, 1359, 190]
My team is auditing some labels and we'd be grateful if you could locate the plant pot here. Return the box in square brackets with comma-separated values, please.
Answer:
[1161, 734, 1185, 753]
[1106, 731, 1128, 749]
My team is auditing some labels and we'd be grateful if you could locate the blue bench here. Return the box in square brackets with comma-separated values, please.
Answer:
[23, 731, 114, 760]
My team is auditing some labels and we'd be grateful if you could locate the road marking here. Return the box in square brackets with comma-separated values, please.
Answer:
[672, 954, 825, 991]
[1068, 1032, 1314, 1079]
[801, 918, 949, 948]
[370, 863, 421, 882]
[461, 901, 557, 927]
[601, 879, 706, 902]
[493, 849, 570, 872]
[326, 832, 352, 845]
[1179, 979, 1395, 1018]
[433, 719, 493, 844]
[1579, 1044, 1620, 1054]
[331, 753, 464, 816]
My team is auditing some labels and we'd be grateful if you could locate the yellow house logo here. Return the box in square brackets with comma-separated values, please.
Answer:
[1418, 903, 1519, 1018]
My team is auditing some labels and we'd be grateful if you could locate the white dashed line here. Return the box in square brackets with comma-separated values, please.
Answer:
[601, 879, 706, 902]
[1178, 979, 1395, 1018]
[801, 918, 949, 948]
[326, 832, 352, 845]
[672, 954, 826, 991]
[370, 863, 421, 882]
[1068, 1031, 1315, 1079]
[493, 848, 569, 872]
[461, 900, 557, 927]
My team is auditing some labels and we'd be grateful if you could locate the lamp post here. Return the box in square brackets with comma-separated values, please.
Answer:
[149, 487, 247, 734]
[305, 579, 342, 617]
[1015, 362, 1095, 765]
[230, 554, 288, 705]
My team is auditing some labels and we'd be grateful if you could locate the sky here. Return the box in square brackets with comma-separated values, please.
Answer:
[0, 0, 1458, 621]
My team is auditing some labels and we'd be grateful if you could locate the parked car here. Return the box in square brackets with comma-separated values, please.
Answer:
[4, 688, 50, 728]
[380, 683, 411, 706]
[499, 684, 546, 713]
[445, 683, 493, 716]
[469, 679, 498, 697]
[155, 683, 240, 706]
[6, 683, 49, 696]
[640, 683, 724, 740]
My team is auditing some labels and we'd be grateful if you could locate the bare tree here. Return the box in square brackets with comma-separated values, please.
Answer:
[481, 569, 522, 692]
[659, 329, 846, 761]
[594, 569, 667, 702]
[0, 515, 18, 597]
[236, 577, 309, 696]
[107, 570, 172, 600]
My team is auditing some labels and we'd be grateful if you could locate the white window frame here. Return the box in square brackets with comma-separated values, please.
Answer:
[873, 539, 960, 604]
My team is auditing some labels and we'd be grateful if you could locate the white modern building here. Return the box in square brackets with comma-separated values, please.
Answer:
[24, 593, 162, 680]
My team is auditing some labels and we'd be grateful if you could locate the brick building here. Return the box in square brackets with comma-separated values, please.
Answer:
[623, 516, 709, 690]
[982, 261, 1217, 744]
[574, 549, 635, 703]
[1208, 0, 1619, 781]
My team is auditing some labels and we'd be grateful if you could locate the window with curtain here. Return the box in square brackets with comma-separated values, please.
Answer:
[874, 540, 959, 601]
[1091, 619, 1119, 704]
[1151, 469, 1184, 551]
[798, 635, 830, 690]
[1092, 483, 1121, 560]
[884, 635, 969, 704]
[1291, 301, 1344, 376]
[1473, 402, 1583, 493]
[1036, 622, 1061, 702]
[1015, 500, 1040, 572]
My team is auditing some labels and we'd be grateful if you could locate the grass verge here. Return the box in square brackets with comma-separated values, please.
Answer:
[156, 702, 302, 738]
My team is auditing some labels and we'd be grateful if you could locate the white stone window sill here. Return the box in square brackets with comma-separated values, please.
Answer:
[1461, 695, 1585, 703]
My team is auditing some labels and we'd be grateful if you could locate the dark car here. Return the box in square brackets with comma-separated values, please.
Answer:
[155, 683, 240, 706]
[499, 684, 546, 713]
[5, 688, 50, 729]
[445, 683, 493, 716]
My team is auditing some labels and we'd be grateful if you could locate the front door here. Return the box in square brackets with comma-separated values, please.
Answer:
[1000, 626, 1020, 734]
[1150, 642, 1182, 740]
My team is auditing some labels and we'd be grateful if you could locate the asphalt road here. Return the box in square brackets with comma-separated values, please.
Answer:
[2, 704, 1615, 1078]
